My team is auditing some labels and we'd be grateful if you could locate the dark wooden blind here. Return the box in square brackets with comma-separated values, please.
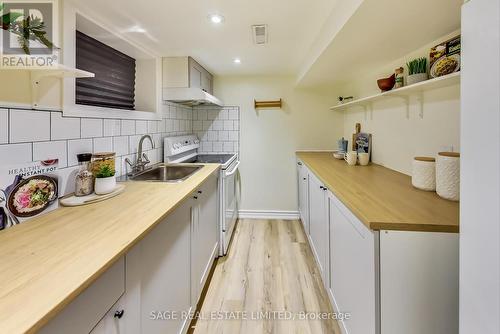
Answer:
[76, 31, 136, 110]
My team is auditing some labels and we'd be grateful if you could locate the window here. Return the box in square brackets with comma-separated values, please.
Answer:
[75, 31, 136, 110]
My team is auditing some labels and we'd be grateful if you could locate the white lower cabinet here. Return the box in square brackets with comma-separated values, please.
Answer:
[329, 194, 377, 334]
[191, 174, 219, 305]
[379, 231, 459, 334]
[39, 258, 125, 334]
[42, 174, 219, 334]
[308, 172, 329, 285]
[125, 199, 193, 334]
[298, 161, 459, 334]
[296, 159, 309, 233]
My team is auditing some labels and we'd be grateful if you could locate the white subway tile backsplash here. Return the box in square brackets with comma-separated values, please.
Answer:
[228, 109, 238, 120]
[51, 113, 80, 140]
[33, 141, 68, 167]
[0, 109, 8, 144]
[212, 141, 223, 152]
[136, 120, 147, 134]
[192, 106, 240, 154]
[113, 136, 129, 156]
[218, 131, 229, 141]
[93, 137, 113, 153]
[202, 120, 212, 131]
[207, 131, 218, 141]
[193, 120, 202, 131]
[129, 135, 141, 154]
[121, 120, 135, 135]
[228, 131, 239, 141]
[197, 110, 208, 120]
[207, 110, 219, 120]
[68, 139, 93, 166]
[212, 120, 223, 131]
[147, 120, 157, 134]
[201, 141, 213, 152]
[220, 109, 229, 120]
[0, 143, 32, 164]
[103, 119, 121, 137]
[223, 120, 234, 131]
[1, 102, 198, 200]
[81, 118, 103, 138]
[223, 141, 234, 153]
[10, 109, 50, 143]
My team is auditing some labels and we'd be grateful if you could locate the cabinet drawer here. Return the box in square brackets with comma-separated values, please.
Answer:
[39, 257, 125, 334]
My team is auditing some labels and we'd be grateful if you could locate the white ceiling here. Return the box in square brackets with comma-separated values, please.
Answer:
[72, 0, 338, 76]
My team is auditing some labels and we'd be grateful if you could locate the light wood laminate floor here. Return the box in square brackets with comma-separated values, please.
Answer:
[192, 219, 341, 334]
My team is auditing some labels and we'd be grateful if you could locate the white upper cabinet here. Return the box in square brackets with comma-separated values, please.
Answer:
[162, 56, 213, 94]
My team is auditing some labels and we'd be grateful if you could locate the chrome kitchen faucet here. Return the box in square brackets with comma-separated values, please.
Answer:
[125, 135, 155, 175]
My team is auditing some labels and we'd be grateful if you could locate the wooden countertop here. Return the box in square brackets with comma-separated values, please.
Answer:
[0, 164, 220, 334]
[297, 152, 459, 233]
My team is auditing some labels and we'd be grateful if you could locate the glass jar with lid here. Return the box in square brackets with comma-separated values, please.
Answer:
[75, 153, 94, 196]
[91, 152, 116, 177]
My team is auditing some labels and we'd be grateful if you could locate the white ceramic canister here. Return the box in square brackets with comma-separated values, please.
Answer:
[412, 157, 436, 191]
[436, 152, 460, 201]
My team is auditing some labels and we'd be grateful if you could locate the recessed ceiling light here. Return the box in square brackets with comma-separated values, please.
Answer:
[209, 14, 224, 24]
[233, 58, 241, 64]
[129, 25, 146, 33]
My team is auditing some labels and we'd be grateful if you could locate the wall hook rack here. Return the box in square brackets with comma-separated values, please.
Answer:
[254, 99, 282, 109]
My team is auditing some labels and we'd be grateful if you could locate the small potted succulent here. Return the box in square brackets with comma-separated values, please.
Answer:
[406, 57, 428, 85]
[94, 165, 116, 195]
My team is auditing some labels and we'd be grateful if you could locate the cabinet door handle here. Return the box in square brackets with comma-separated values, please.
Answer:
[114, 310, 125, 319]
[193, 196, 198, 200]
[297, 162, 302, 165]
[303, 177, 306, 180]
[197, 190, 203, 194]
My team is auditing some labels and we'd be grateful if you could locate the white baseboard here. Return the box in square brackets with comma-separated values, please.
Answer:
[238, 210, 300, 220]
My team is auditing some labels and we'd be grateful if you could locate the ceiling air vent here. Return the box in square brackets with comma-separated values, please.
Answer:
[252, 24, 268, 45]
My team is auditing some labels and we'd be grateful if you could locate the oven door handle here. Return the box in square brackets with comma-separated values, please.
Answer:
[224, 160, 240, 178]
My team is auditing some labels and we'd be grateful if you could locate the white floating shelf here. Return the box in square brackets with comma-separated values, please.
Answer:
[0, 64, 95, 79]
[1, 65, 94, 109]
[330, 72, 460, 118]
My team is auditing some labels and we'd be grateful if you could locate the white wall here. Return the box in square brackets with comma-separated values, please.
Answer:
[338, 31, 461, 175]
[214, 76, 342, 213]
[460, 1, 500, 333]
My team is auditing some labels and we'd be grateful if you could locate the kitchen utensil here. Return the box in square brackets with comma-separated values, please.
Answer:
[436, 152, 460, 201]
[358, 153, 370, 166]
[377, 73, 396, 92]
[412, 157, 436, 191]
[344, 151, 357, 166]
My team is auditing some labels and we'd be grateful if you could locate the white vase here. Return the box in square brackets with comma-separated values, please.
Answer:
[412, 157, 436, 191]
[407, 73, 428, 85]
[436, 152, 460, 201]
[95, 176, 117, 195]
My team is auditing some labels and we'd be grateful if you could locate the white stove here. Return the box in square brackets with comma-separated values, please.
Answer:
[164, 135, 239, 256]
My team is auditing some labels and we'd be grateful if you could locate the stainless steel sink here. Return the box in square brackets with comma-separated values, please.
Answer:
[127, 164, 203, 182]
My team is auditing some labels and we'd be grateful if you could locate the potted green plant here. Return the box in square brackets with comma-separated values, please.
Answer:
[94, 165, 116, 195]
[406, 57, 428, 85]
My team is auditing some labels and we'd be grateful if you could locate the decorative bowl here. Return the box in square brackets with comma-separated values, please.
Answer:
[377, 74, 396, 92]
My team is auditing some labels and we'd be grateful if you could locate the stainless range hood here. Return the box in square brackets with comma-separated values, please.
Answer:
[162, 87, 223, 107]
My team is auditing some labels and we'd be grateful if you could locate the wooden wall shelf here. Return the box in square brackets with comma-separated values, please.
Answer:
[254, 99, 282, 109]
